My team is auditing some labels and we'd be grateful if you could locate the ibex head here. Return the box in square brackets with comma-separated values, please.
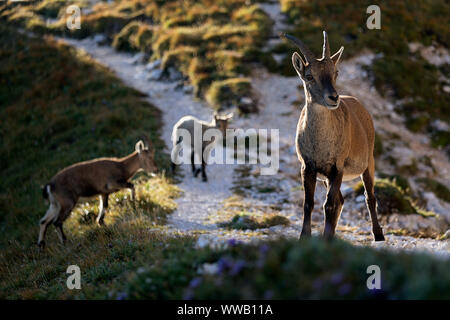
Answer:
[213, 112, 233, 135]
[135, 134, 157, 173]
[282, 31, 344, 109]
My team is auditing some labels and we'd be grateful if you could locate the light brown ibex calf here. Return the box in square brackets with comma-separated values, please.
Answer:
[283, 31, 385, 241]
[38, 136, 156, 248]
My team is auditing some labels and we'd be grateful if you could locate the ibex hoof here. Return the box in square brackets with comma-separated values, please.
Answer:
[374, 233, 385, 242]
[202, 177, 208, 182]
[37, 241, 46, 250]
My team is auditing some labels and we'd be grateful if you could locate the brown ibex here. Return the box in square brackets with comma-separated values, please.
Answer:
[283, 31, 385, 241]
[38, 136, 156, 248]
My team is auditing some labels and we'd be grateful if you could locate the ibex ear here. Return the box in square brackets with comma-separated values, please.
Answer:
[331, 46, 344, 65]
[225, 112, 233, 120]
[135, 140, 145, 153]
[292, 52, 306, 78]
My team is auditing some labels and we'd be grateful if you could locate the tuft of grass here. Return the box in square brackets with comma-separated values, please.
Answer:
[373, 133, 384, 158]
[354, 179, 417, 215]
[34, 0, 66, 19]
[205, 78, 252, 110]
[416, 177, 450, 203]
[218, 213, 290, 230]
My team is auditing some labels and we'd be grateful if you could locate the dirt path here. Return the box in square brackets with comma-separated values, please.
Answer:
[55, 1, 449, 257]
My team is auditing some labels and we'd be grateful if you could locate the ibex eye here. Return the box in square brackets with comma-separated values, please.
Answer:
[306, 75, 314, 81]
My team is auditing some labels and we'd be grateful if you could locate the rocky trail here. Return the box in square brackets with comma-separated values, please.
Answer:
[57, 1, 449, 257]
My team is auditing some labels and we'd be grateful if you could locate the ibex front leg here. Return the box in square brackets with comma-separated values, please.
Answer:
[300, 166, 317, 239]
[323, 167, 344, 240]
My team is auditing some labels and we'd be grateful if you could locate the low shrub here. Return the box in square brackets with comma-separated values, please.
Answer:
[218, 213, 290, 230]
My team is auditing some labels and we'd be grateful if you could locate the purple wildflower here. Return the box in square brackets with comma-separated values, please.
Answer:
[330, 272, 344, 285]
[312, 278, 323, 290]
[217, 257, 232, 273]
[189, 277, 202, 289]
[229, 260, 246, 276]
[338, 283, 352, 296]
[116, 292, 128, 300]
[259, 244, 270, 255]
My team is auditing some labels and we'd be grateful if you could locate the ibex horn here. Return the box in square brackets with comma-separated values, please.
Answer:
[322, 31, 330, 59]
[280, 33, 314, 63]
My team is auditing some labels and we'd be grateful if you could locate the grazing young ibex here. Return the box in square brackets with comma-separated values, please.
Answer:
[283, 31, 385, 241]
[171, 112, 233, 181]
[38, 136, 156, 248]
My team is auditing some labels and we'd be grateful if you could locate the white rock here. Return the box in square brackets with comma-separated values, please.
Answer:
[240, 97, 253, 105]
[128, 52, 145, 65]
[183, 85, 193, 94]
[168, 67, 183, 81]
[431, 119, 450, 132]
[198, 263, 219, 275]
[341, 186, 354, 198]
[147, 69, 164, 81]
[145, 60, 161, 71]
[93, 34, 106, 44]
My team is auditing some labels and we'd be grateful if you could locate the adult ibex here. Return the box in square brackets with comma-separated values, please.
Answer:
[38, 136, 156, 248]
[283, 31, 385, 241]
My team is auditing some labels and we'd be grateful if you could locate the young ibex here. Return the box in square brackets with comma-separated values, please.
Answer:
[171, 112, 233, 181]
[283, 31, 385, 241]
[38, 136, 156, 247]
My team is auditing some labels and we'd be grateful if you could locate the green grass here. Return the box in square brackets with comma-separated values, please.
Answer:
[278, 0, 450, 149]
[353, 178, 437, 217]
[0, 24, 178, 248]
[128, 237, 450, 299]
[416, 177, 450, 203]
[218, 213, 290, 230]
[0, 23, 184, 299]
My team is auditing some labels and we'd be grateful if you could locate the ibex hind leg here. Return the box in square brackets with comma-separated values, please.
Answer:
[362, 165, 385, 241]
[96, 194, 109, 226]
[54, 200, 75, 244]
[38, 199, 61, 248]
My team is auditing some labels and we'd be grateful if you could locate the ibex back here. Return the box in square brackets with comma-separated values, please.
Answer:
[283, 31, 385, 241]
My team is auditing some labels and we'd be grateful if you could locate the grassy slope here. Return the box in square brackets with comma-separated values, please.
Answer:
[278, 0, 450, 150]
[0, 25, 183, 298]
[1, 0, 274, 112]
